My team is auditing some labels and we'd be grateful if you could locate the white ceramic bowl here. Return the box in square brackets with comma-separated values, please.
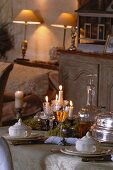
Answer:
[9, 119, 31, 137]
[76, 132, 100, 153]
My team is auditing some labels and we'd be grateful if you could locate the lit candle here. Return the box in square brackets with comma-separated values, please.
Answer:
[15, 91, 24, 109]
[44, 96, 50, 114]
[55, 94, 58, 102]
[68, 100, 74, 118]
[58, 85, 63, 105]
[45, 96, 48, 102]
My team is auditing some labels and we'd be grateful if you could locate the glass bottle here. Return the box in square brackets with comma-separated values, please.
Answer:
[78, 74, 100, 137]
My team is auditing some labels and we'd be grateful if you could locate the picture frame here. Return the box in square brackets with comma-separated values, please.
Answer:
[84, 23, 91, 39]
[104, 35, 113, 53]
[97, 24, 105, 40]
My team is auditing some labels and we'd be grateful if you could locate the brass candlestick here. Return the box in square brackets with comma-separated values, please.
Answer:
[15, 108, 22, 120]
[21, 40, 28, 60]
[68, 26, 77, 51]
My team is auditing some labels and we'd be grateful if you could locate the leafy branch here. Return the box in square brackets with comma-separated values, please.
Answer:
[0, 23, 14, 59]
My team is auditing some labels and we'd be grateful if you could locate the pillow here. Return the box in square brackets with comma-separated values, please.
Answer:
[5, 64, 50, 100]
[2, 94, 43, 125]
[3, 92, 15, 103]
[0, 62, 13, 121]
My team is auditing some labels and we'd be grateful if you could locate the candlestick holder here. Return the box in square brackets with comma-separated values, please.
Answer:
[68, 26, 77, 51]
[15, 108, 22, 120]
[21, 40, 28, 60]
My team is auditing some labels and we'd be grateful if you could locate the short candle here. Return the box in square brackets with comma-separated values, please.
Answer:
[55, 94, 58, 102]
[44, 96, 49, 113]
[68, 100, 74, 118]
[45, 96, 48, 102]
[15, 91, 24, 109]
[58, 85, 63, 105]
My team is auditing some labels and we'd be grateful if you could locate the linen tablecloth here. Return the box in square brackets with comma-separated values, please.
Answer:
[0, 127, 113, 170]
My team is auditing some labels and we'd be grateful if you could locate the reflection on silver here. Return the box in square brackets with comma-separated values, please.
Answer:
[92, 111, 113, 142]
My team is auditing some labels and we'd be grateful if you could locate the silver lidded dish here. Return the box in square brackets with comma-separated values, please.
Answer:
[91, 111, 113, 143]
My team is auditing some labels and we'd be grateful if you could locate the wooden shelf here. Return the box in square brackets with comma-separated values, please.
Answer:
[14, 59, 59, 70]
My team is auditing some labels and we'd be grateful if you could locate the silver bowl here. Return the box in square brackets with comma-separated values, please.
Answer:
[91, 112, 113, 142]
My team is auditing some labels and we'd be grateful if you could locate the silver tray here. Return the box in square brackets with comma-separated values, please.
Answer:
[3, 133, 45, 145]
[60, 146, 111, 158]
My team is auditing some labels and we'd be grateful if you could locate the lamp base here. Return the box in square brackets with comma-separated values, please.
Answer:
[14, 58, 29, 61]
[14, 58, 30, 64]
[68, 46, 77, 51]
[68, 26, 77, 51]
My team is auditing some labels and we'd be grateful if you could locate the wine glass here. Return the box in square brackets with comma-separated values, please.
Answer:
[56, 110, 68, 145]
[43, 102, 55, 132]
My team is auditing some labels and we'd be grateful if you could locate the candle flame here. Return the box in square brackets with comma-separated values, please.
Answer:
[70, 100, 73, 106]
[59, 85, 62, 91]
[45, 96, 48, 102]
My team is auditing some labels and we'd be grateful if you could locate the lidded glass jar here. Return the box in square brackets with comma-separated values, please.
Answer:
[78, 74, 100, 137]
[91, 111, 113, 143]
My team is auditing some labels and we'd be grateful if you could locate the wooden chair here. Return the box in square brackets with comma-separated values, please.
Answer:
[0, 63, 13, 125]
[0, 137, 14, 170]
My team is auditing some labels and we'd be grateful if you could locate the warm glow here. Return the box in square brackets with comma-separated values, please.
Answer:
[56, 111, 67, 123]
[51, 12, 76, 28]
[13, 9, 42, 25]
[51, 24, 72, 29]
[15, 91, 24, 98]
[13, 21, 41, 25]
[56, 94, 58, 101]
[59, 85, 62, 91]
[45, 96, 48, 102]
[70, 100, 73, 106]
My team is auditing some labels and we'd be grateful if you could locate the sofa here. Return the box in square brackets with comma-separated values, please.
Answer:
[1, 62, 59, 125]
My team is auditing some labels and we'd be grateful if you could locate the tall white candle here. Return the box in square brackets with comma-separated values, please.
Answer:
[58, 85, 63, 105]
[55, 94, 58, 102]
[15, 91, 24, 109]
[55, 94, 61, 111]
[44, 96, 50, 113]
[68, 100, 74, 118]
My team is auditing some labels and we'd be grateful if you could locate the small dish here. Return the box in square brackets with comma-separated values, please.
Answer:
[4, 133, 44, 141]
[61, 146, 111, 158]
[8, 119, 31, 137]
[3, 133, 45, 145]
[76, 132, 100, 153]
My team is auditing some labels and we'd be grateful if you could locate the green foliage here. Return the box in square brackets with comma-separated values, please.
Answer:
[24, 117, 80, 138]
[24, 118, 43, 130]
[48, 119, 80, 138]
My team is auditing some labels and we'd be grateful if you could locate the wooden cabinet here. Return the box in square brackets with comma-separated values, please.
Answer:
[59, 51, 113, 113]
[99, 62, 113, 111]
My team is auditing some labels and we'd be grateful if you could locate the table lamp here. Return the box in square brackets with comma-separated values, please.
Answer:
[51, 12, 76, 50]
[13, 9, 42, 60]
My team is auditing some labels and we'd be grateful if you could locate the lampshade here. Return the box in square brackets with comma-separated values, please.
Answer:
[13, 9, 41, 24]
[51, 12, 76, 28]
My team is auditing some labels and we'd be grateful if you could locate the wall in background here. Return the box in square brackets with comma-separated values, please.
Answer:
[1, 0, 81, 62]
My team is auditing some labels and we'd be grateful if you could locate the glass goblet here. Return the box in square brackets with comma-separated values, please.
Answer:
[48, 112, 55, 132]
[56, 110, 68, 144]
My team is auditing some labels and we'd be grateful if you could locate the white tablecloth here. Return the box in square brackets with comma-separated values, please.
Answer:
[0, 127, 113, 170]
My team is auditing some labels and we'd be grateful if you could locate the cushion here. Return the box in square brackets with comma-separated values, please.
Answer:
[5, 64, 51, 100]
[2, 94, 43, 125]
[0, 62, 13, 122]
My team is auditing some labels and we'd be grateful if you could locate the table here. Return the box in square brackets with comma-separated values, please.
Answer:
[1, 127, 113, 170]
